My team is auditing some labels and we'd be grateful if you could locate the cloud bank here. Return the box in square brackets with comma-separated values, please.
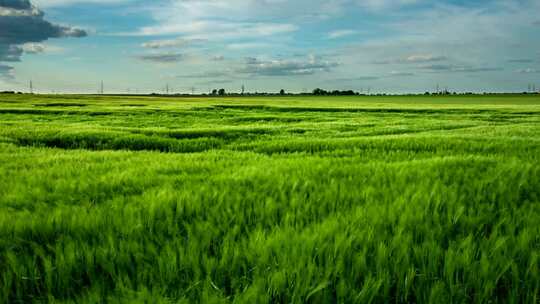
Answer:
[0, 0, 86, 78]
[237, 55, 338, 76]
[137, 52, 185, 63]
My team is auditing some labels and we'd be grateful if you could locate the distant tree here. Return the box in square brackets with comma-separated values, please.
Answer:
[313, 88, 327, 95]
[218, 88, 226, 96]
[280, 89, 285, 95]
[312, 88, 358, 96]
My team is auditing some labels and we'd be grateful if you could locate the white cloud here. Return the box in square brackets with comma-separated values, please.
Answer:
[21, 43, 45, 53]
[132, 0, 422, 39]
[419, 64, 502, 73]
[357, 0, 422, 10]
[22, 43, 64, 54]
[137, 20, 297, 40]
[141, 38, 206, 49]
[211, 55, 225, 61]
[374, 54, 448, 64]
[389, 71, 414, 76]
[226, 42, 275, 50]
[340, 1, 539, 70]
[0, 6, 41, 16]
[516, 68, 540, 73]
[33, 0, 133, 8]
[237, 55, 338, 76]
[328, 30, 358, 39]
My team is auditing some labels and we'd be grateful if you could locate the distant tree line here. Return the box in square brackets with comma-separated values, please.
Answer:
[210, 89, 227, 96]
[1, 91, 25, 94]
[312, 88, 357, 96]
[206, 88, 361, 96]
[2, 89, 539, 97]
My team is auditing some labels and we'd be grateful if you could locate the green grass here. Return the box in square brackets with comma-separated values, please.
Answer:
[0, 93, 539, 303]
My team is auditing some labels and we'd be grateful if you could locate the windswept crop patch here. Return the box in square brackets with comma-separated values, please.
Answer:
[0, 93, 539, 303]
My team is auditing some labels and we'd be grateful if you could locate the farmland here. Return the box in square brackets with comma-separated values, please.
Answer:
[0, 93, 539, 303]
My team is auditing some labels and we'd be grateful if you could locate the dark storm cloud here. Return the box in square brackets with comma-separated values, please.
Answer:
[0, 0, 87, 76]
[0, 64, 14, 79]
[0, 44, 22, 62]
[0, 0, 32, 9]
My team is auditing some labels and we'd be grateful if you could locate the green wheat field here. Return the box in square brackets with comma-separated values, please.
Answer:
[1, 93, 539, 303]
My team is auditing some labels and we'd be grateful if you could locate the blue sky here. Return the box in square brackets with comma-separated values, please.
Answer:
[1, 0, 539, 93]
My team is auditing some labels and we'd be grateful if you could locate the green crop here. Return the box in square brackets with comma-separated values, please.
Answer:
[0, 93, 539, 303]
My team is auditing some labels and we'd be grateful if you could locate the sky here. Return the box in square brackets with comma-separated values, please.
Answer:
[0, 0, 539, 94]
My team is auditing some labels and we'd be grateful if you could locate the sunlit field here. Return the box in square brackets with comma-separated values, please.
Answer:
[1, 93, 539, 303]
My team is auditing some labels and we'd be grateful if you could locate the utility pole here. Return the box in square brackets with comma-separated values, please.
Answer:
[191, 87, 195, 95]
[29, 80, 33, 94]
[165, 83, 169, 95]
[241, 84, 245, 95]
[100, 80, 104, 94]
